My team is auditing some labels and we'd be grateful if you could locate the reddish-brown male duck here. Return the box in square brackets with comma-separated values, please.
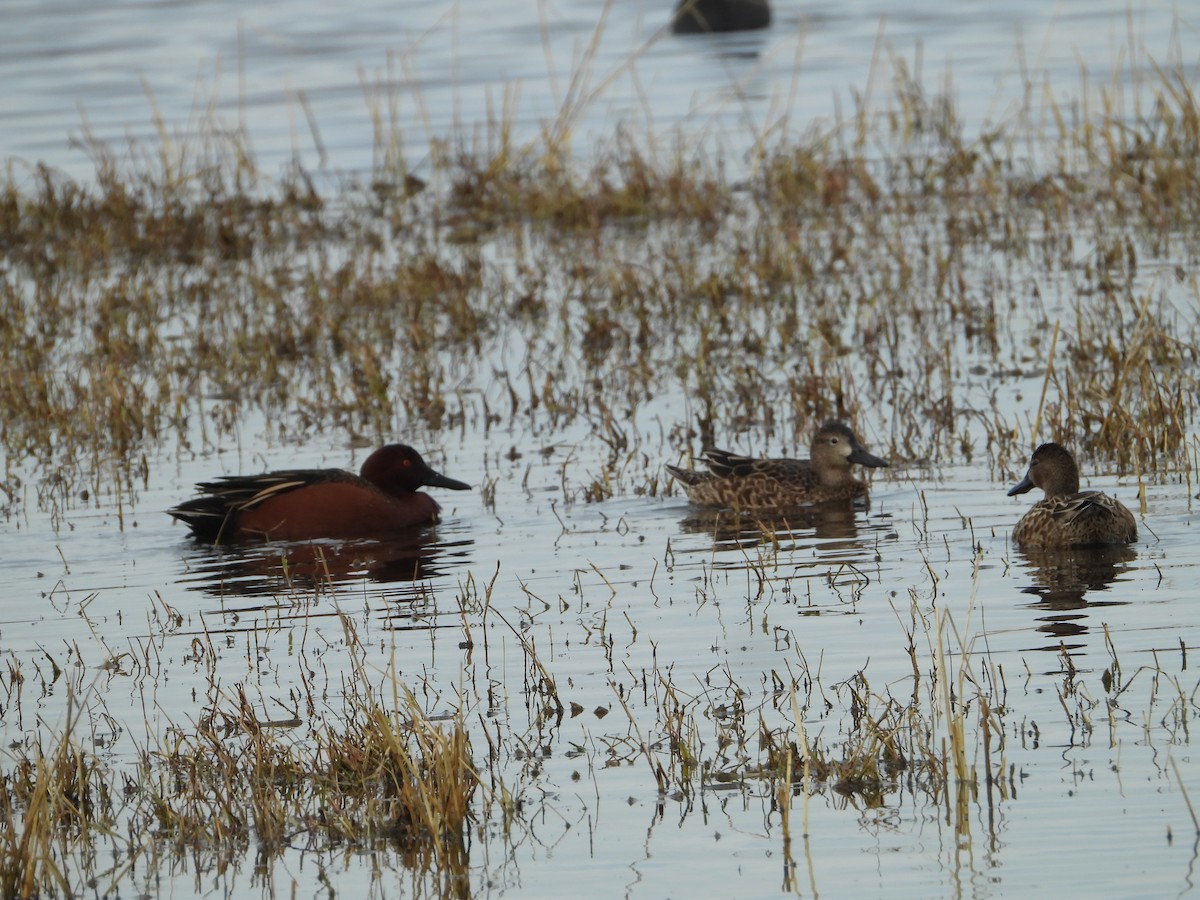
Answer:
[169, 444, 470, 543]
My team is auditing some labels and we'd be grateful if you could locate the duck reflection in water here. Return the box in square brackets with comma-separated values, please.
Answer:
[1012, 539, 1138, 649]
[176, 529, 473, 599]
[678, 503, 865, 551]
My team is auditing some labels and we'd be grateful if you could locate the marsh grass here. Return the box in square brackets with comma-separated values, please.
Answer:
[597, 560, 1006, 817]
[3, 46, 1199, 512]
[2, 580, 1188, 896]
[1, 639, 483, 898]
[0, 694, 106, 899]
[151, 687, 477, 881]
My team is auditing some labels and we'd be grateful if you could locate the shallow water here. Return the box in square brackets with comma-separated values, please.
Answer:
[4, 0, 1194, 181]
[5, 434, 1199, 896]
[4, 0, 1200, 897]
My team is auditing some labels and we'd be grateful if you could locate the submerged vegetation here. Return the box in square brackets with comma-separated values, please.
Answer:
[1, 29, 1199, 899]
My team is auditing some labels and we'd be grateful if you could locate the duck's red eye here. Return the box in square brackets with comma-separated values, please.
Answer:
[402, 459, 413, 468]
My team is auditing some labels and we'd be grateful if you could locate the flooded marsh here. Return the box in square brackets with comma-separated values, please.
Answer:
[3, 7, 1200, 898]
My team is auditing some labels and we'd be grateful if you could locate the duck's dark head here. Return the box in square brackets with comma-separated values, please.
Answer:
[361, 444, 472, 496]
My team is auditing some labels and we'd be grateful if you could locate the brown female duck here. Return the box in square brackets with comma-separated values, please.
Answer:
[1007, 442, 1137, 547]
[666, 420, 888, 509]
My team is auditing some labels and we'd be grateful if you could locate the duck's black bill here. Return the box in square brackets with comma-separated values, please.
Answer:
[426, 470, 472, 491]
[1007, 476, 1034, 497]
[849, 449, 889, 468]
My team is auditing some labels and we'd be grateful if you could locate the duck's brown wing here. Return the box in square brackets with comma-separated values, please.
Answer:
[701, 449, 817, 488]
[1047, 492, 1111, 524]
[699, 448, 756, 478]
[664, 462, 711, 486]
[169, 468, 360, 540]
[1055, 491, 1138, 540]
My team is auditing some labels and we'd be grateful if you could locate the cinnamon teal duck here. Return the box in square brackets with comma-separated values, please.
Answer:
[1007, 442, 1137, 547]
[169, 444, 470, 543]
[665, 420, 888, 509]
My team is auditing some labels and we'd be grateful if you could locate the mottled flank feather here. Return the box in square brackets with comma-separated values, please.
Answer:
[1007, 442, 1138, 548]
[665, 420, 889, 509]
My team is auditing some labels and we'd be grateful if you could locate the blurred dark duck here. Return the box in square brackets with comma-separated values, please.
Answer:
[169, 444, 470, 543]
[666, 420, 888, 509]
[1007, 442, 1137, 547]
[671, 0, 771, 34]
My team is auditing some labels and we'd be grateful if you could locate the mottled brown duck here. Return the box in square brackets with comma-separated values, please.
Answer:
[666, 421, 888, 509]
[1007, 442, 1137, 548]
